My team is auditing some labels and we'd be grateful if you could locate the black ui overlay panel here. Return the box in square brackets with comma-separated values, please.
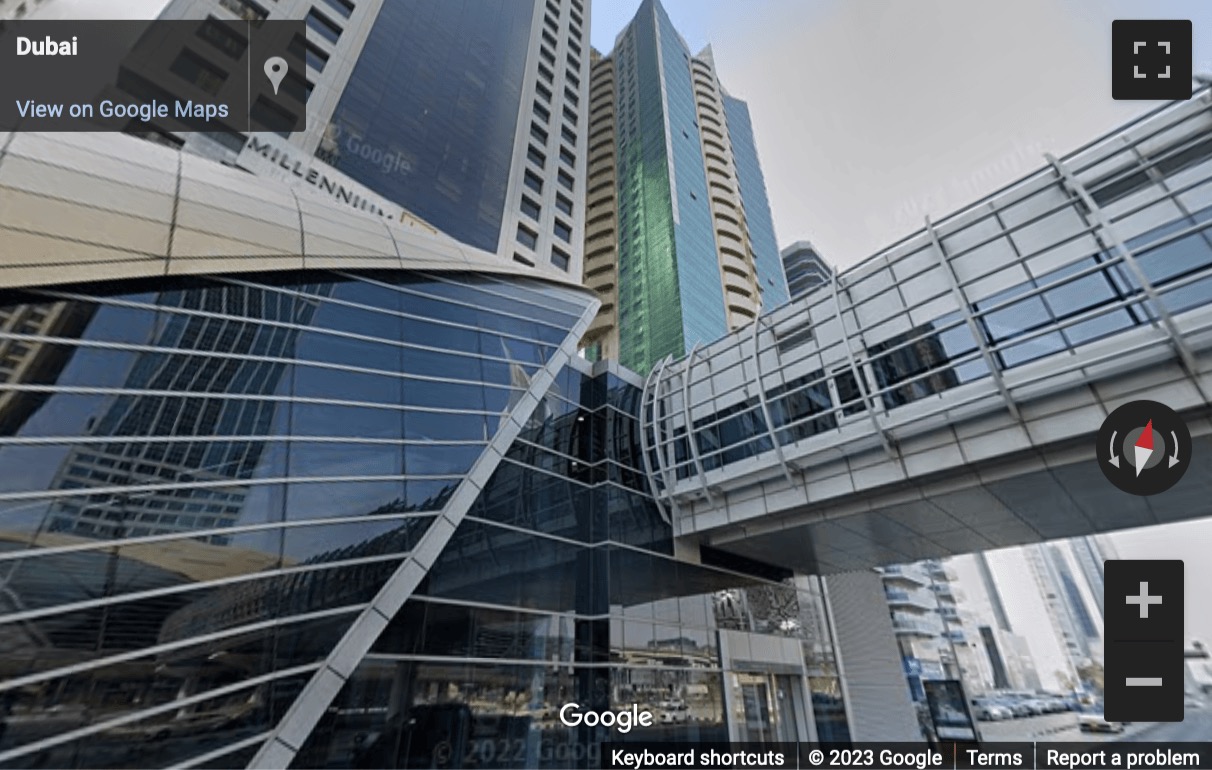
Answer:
[1103, 559, 1184, 722]
[0, 20, 306, 134]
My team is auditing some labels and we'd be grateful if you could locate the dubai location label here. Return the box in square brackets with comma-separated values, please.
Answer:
[0, 19, 304, 133]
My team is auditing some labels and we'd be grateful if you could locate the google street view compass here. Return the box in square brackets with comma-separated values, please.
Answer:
[1097, 400, 1191, 495]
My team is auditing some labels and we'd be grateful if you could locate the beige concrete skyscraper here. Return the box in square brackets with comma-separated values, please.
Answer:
[581, 0, 788, 374]
[584, 48, 622, 362]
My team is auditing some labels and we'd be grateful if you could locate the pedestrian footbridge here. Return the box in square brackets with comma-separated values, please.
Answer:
[641, 90, 1212, 573]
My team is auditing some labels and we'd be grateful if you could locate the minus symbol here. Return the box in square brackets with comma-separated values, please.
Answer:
[1125, 677, 1163, 686]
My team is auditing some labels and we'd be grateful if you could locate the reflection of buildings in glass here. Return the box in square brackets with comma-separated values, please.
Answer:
[870, 322, 963, 408]
[315, 0, 537, 253]
[0, 516, 435, 743]
[157, 510, 438, 645]
[42, 283, 324, 543]
[500, 339, 563, 432]
[0, 301, 97, 436]
[0, 531, 280, 655]
[67, 0, 586, 277]
[0, 266, 599, 770]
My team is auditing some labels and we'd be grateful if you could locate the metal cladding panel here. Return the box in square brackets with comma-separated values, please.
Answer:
[0, 130, 589, 294]
[823, 570, 923, 742]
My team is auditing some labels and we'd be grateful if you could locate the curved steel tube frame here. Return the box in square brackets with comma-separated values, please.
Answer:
[1046, 152, 1201, 384]
[828, 270, 896, 456]
[681, 342, 717, 508]
[751, 316, 796, 487]
[638, 357, 672, 525]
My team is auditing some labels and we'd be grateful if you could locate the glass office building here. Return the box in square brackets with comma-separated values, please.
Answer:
[316, 1, 536, 253]
[140, 0, 588, 277]
[304, 0, 591, 275]
[582, 0, 788, 374]
[600, 0, 725, 374]
[722, 94, 788, 309]
[0, 271, 847, 769]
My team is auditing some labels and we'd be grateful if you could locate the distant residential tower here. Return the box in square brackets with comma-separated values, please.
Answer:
[782, 240, 833, 300]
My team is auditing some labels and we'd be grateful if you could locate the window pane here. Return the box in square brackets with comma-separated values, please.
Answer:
[520, 196, 541, 221]
[516, 224, 538, 250]
[320, 0, 354, 19]
[306, 10, 342, 44]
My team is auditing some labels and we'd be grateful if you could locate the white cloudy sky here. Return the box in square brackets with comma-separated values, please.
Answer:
[592, 0, 1212, 263]
[592, 0, 1212, 645]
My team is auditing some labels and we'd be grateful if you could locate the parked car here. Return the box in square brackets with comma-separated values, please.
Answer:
[995, 697, 1030, 718]
[970, 698, 1011, 721]
[1045, 697, 1070, 713]
[1021, 698, 1048, 716]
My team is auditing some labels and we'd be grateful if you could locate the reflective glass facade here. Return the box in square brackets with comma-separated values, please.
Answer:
[0, 270, 587, 768]
[316, 0, 535, 252]
[292, 365, 845, 767]
[613, 0, 727, 375]
[0, 270, 848, 768]
[596, 0, 784, 374]
[656, 3, 730, 360]
[723, 94, 789, 309]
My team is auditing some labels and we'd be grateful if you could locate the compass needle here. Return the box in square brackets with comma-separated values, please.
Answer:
[1133, 419, 1154, 477]
[1098, 402, 1191, 496]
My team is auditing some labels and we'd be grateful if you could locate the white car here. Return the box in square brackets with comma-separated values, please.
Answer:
[1078, 711, 1125, 734]
[970, 699, 1011, 721]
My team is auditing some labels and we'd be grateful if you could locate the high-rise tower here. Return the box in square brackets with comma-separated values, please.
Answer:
[47, 0, 592, 279]
[581, 0, 787, 373]
[782, 241, 833, 301]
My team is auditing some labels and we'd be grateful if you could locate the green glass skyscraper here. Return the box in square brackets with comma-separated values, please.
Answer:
[582, 0, 788, 374]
